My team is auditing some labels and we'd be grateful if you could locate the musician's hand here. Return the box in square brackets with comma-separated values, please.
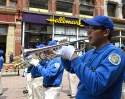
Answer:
[58, 37, 68, 44]
[53, 45, 75, 60]
[29, 59, 39, 67]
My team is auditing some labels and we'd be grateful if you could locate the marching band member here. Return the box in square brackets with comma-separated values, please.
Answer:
[121, 46, 125, 99]
[30, 41, 64, 99]
[0, 50, 4, 95]
[23, 54, 29, 94]
[31, 44, 46, 99]
[53, 15, 125, 99]
[23, 48, 33, 99]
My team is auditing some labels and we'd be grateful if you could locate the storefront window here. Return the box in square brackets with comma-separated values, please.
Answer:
[30, 35, 41, 42]
[121, 31, 125, 36]
[0, 25, 7, 35]
[79, 28, 87, 36]
[56, 1, 73, 13]
[114, 22, 125, 28]
[111, 37, 120, 47]
[25, 23, 52, 34]
[0, 0, 6, 6]
[112, 30, 119, 37]
[107, 3, 116, 17]
[66, 27, 76, 35]
[47, 26, 52, 33]
[55, 26, 65, 34]
[122, 5, 125, 19]
[41, 35, 45, 42]
[29, 0, 48, 9]
[111, 30, 120, 47]
[46, 35, 52, 43]
[122, 0, 125, 4]
[25, 23, 29, 31]
[122, 37, 125, 46]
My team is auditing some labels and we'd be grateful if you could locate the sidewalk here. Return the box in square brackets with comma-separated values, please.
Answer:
[0, 70, 79, 99]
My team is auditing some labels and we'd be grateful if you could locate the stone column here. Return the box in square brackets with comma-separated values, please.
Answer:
[116, 4, 123, 19]
[104, 0, 108, 16]
[6, 0, 9, 7]
[6, 25, 15, 63]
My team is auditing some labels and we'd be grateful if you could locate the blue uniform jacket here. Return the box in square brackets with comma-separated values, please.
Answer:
[31, 60, 46, 77]
[0, 56, 4, 72]
[62, 43, 125, 99]
[37, 57, 64, 86]
[123, 73, 125, 82]
[24, 55, 33, 73]
[27, 66, 33, 73]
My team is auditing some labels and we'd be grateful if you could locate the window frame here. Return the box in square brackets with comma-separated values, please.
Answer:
[29, 0, 48, 9]
[107, 2, 116, 17]
[0, 25, 8, 35]
[0, 0, 6, 6]
[56, 1, 73, 13]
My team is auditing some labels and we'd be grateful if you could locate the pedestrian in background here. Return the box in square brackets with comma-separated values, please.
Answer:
[9, 51, 14, 63]
[54, 15, 125, 99]
[0, 50, 4, 95]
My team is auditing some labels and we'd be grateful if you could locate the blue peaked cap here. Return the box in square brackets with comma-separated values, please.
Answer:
[36, 44, 45, 48]
[81, 15, 114, 34]
[0, 50, 4, 55]
[47, 41, 57, 46]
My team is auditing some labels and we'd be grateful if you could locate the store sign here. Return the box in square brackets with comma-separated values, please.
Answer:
[46, 15, 84, 27]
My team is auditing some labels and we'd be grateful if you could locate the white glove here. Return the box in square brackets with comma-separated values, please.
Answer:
[29, 59, 39, 67]
[58, 37, 68, 44]
[53, 45, 75, 60]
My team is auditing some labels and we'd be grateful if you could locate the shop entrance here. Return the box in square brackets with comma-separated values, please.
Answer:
[0, 42, 6, 62]
[29, 42, 41, 48]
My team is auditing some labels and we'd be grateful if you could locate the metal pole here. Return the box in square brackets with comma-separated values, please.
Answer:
[22, 22, 25, 47]
[52, 25, 55, 40]
[120, 30, 121, 47]
[77, 27, 79, 49]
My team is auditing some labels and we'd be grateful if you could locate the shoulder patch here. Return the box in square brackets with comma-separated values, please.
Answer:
[55, 63, 60, 68]
[108, 54, 121, 65]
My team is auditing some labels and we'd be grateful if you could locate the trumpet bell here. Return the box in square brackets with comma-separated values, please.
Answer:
[12, 39, 86, 69]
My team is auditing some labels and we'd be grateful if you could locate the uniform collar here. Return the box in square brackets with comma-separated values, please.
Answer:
[92, 43, 113, 54]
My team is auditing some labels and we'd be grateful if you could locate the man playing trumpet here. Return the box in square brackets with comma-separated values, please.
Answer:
[29, 41, 64, 99]
[31, 44, 46, 99]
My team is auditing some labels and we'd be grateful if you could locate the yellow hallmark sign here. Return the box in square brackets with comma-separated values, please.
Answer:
[46, 15, 84, 27]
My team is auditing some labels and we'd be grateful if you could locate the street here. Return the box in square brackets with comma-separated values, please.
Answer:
[0, 70, 79, 99]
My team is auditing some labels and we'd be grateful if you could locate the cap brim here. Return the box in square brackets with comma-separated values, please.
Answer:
[36, 46, 40, 48]
[81, 19, 101, 26]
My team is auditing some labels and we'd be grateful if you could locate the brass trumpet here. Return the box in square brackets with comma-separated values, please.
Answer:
[24, 39, 86, 55]
[13, 39, 86, 69]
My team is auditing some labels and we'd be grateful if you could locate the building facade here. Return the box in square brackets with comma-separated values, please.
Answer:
[21, 0, 104, 56]
[104, 0, 125, 47]
[0, 0, 22, 63]
[0, 0, 104, 63]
